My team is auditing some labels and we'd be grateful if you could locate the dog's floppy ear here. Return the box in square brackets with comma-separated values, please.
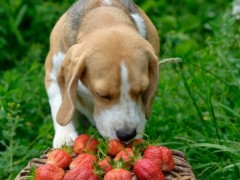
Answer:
[56, 44, 85, 126]
[143, 48, 159, 119]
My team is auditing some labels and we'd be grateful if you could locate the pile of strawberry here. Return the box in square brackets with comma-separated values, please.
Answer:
[32, 134, 174, 180]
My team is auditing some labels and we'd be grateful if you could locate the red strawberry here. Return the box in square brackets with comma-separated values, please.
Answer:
[134, 158, 165, 180]
[107, 139, 125, 156]
[104, 169, 131, 180]
[74, 134, 99, 154]
[159, 146, 174, 172]
[73, 134, 89, 154]
[114, 148, 134, 164]
[36, 164, 65, 180]
[87, 138, 99, 152]
[127, 139, 145, 149]
[63, 166, 98, 180]
[143, 145, 162, 166]
[98, 158, 113, 174]
[47, 149, 72, 169]
[70, 153, 97, 169]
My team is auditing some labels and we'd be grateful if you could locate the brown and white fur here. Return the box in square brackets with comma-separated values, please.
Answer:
[45, 0, 160, 148]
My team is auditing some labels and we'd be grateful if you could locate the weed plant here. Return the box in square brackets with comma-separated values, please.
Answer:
[0, 0, 239, 179]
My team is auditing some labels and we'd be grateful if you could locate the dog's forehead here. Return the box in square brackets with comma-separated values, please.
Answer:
[92, 58, 146, 83]
[88, 59, 149, 94]
[82, 29, 150, 91]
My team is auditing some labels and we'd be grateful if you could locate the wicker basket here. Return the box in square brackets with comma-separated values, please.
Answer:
[15, 148, 196, 180]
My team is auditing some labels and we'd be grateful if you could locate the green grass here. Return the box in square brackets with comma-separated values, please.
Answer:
[0, 0, 240, 179]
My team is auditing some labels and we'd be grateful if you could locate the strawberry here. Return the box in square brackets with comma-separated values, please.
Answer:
[74, 134, 99, 154]
[114, 148, 134, 164]
[98, 158, 113, 174]
[134, 158, 165, 180]
[70, 153, 97, 169]
[47, 149, 72, 169]
[36, 164, 65, 180]
[104, 169, 131, 180]
[107, 139, 125, 157]
[159, 146, 174, 172]
[73, 134, 89, 154]
[63, 166, 98, 180]
[143, 145, 162, 166]
[87, 138, 99, 152]
[127, 139, 145, 149]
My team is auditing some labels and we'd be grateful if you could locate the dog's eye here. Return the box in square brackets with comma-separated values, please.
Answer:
[101, 94, 112, 100]
[130, 90, 144, 99]
[137, 91, 143, 96]
[96, 92, 112, 101]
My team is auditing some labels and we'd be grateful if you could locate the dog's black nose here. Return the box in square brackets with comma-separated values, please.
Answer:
[116, 129, 137, 142]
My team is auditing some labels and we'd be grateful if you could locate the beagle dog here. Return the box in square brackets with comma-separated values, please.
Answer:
[45, 0, 160, 148]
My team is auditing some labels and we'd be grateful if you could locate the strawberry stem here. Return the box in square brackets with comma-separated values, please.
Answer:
[98, 147, 108, 158]
[136, 132, 149, 138]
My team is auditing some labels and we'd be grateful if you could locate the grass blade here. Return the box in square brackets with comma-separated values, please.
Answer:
[189, 143, 239, 156]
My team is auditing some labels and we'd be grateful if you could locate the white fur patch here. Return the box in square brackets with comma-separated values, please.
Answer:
[94, 62, 146, 140]
[47, 52, 77, 148]
[48, 52, 65, 120]
[131, 13, 147, 38]
[101, 0, 112, 6]
[50, 52, 65, 81]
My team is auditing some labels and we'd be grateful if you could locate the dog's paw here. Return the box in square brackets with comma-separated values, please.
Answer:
[53, 131, 78, 148]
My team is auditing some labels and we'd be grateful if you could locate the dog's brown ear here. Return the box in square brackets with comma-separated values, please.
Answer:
[143, 49, 159, 119]
[56, 44, 85, 126]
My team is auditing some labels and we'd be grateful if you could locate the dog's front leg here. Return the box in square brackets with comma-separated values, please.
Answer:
[46, 52, 78, 148]
[47, 80, 78, 148]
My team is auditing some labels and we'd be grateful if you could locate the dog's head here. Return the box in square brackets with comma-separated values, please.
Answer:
[56, 27, 159, 142]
